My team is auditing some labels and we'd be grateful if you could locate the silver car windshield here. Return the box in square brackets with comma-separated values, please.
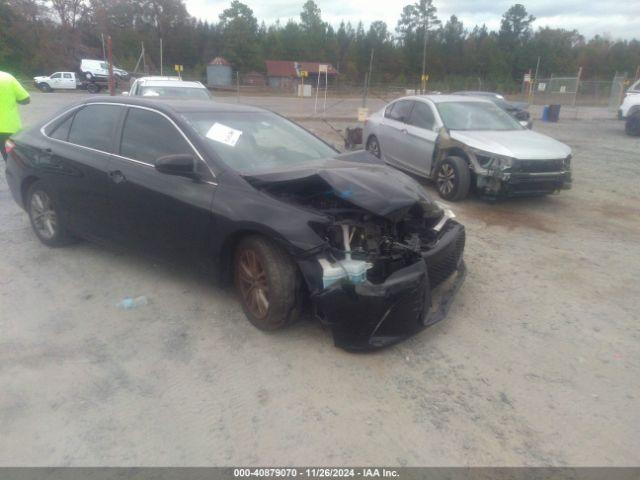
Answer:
[140, 86, 211, 100]
[436, 101, 523, 131]
[183, 112, 337, 174]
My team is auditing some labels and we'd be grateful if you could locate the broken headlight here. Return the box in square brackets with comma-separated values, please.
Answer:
[472, 149, 513, 169]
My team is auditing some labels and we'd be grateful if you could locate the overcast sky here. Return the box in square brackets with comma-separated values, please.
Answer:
[184, 0, 639, 40]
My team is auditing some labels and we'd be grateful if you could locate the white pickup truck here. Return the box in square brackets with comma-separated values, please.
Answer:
[33, 71, 106, 93]
[33, 72, 79, 92]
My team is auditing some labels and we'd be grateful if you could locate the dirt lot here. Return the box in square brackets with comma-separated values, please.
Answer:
[1, 92, 639, 466]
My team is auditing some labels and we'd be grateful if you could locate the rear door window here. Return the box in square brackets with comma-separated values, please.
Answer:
[68, 104, 121, 152]
[49, 114, 74, 141]
[388, 100, 414, 123]
[119, 107, 192, 164]
[408, 102, 435, 130]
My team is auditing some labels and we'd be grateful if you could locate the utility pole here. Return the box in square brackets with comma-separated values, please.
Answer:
[530, 56, 541, 104]
[107, 35, 115, 96]
[101, 33, 106, 61]
[572, 66, 582, 107]
[362, 48, 374, 108]
[421, 17, 429, 93]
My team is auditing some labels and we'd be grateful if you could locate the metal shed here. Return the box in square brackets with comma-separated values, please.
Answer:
[206, 57, 232, 87]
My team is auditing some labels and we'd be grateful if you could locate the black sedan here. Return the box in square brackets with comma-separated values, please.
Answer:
[453, 91, 532, 128]
[4, 97, 466, 350]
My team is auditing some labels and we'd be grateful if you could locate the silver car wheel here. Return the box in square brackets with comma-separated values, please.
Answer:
[437, 164, 456, 195]
[30, 190, 57, 240]
[367, 137, 381, 158]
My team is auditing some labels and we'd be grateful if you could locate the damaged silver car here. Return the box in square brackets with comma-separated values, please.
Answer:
[364, 95, 572, 201]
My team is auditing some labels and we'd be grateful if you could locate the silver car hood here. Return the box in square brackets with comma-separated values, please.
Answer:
[449, 129, 571, 159]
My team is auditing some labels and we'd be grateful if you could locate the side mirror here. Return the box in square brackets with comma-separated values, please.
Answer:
[121, 91, 129, 96]
[155, 154, 197, 178]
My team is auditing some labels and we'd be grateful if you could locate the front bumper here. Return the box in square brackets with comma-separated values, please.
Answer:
[312, 222, 466, 351]
[478, 170, 572, 197]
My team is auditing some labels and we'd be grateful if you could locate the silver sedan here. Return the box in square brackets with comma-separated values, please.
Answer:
[363, 95, 572, 201]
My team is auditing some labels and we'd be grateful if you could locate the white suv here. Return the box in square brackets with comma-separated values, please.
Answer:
[618, 79, 640, 136]
[125, 77, 211, 99]
[80, 59, 129, 81]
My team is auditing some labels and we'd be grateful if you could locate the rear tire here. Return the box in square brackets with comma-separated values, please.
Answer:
[435, 156, 471, 201]
[87, 83, 100, 94]
[234, 235, 302, 331]
[625, 111, 640, 136]
[26, 181, 74, 247]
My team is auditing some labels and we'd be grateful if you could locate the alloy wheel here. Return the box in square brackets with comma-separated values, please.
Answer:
[30, 190, 57, 240]
[367, 138, 381, 158]
[437, 163, 456, 196]
[236, 248, 270, 319]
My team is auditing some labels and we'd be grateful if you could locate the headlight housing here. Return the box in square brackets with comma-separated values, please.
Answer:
[472, 149, 514, 169]
[563, 154, 572, 170]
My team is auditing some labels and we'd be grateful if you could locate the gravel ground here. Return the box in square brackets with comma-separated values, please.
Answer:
[0, 92, 638, 466]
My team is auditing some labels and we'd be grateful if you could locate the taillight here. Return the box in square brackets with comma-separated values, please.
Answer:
[4, 139, 15, 155]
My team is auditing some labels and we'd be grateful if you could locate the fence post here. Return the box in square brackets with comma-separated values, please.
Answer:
[236, 72, 240, 103]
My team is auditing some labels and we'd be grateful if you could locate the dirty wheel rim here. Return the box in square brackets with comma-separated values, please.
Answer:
[236, 248, 270, 319]
[437, 164, 456, 196]
[30, 190, 57, 240]
[368, 139, 380, 158]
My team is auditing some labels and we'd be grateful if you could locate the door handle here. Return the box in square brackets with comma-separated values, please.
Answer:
[109, 170, 126, 184]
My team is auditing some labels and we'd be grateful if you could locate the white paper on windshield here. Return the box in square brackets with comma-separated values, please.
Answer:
[205, 122, 242, 147]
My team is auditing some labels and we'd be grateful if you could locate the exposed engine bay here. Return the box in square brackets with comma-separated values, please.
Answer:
[246, 161, 459, 289]
[244, 157, 466, 350]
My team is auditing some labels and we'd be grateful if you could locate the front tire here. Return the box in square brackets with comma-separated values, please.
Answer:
[435, 156, 471, 201]
[366, 135, 381, 158]
[27, 181, 73, 247]
[234, 236, 302, 331]
[625, 111, 640, 136]
[38, 83, 52, 93]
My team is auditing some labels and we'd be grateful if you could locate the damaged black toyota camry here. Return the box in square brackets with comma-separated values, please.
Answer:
[4, 97, 466, 350]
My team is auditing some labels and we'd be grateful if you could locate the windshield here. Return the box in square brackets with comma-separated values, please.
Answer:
[183, 112, 337, 174]
[140, 86, 211, 100]
[436, 101, 522, 131]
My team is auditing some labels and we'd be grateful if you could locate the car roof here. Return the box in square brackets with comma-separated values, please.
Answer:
[138, 80, 206, 88]
[86, 96, 266, 115]
[400, 94, 493, 104]
[453, 91, 502, 97]
[134, 76, 181, 82]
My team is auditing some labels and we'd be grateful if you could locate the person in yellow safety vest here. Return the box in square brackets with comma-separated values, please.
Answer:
[0, 71, 31, 161]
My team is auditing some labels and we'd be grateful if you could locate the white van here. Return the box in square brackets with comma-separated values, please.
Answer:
[80, 59, 129, 81]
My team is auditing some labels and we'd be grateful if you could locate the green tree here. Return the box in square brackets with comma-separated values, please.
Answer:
[219, 0, 259, 72]
[499, 4, 536, 79]
[396, 0, 441, 79]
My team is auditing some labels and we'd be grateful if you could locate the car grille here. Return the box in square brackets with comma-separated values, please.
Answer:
[509, 177, 564, 194]
[424, 222, 466, 288]
[513, 159, 564, 173]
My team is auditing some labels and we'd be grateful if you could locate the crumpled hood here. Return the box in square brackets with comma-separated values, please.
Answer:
[244, 158, 441, 221]
[450, 129, 571, 159]
[33, 76, 48, 82]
